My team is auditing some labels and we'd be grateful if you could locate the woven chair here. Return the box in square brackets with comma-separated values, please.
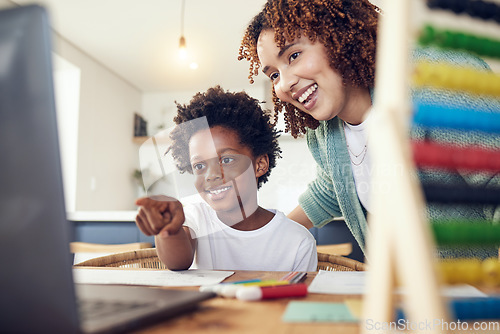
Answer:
[70, 241, 152, 254]
[74, 248, 167, 269]
[74, 248, 366, 271]
[70, 241, 153, 265]
[316, 242, 352, 256]
[317, 252, 366, 272]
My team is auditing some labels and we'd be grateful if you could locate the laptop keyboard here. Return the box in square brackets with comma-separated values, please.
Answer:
[77, 299, 154, 321]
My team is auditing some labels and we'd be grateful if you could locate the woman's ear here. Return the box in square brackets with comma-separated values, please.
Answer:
[255, 154, 269, 178]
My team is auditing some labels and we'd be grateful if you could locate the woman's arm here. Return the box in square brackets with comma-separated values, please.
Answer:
[287, 205, 313, 229]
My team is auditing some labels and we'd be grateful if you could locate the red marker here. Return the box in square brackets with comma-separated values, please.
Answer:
[235, 283, 308, 301]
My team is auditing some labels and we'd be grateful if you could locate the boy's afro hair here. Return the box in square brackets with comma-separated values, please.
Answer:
[169, 85, 281, 189]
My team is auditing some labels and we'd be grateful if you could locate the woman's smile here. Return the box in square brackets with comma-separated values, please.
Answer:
[295, 83, 318, 110]
[257, 29, 371, 124]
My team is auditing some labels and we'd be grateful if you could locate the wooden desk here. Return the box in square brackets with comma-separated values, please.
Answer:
[134, 271, 359, 334]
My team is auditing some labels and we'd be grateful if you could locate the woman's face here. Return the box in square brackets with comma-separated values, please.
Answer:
[257, 29, 351, 122]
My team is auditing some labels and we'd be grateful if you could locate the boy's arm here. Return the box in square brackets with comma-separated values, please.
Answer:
[155, 226, 196, 270]
[135, 197, 195, 270]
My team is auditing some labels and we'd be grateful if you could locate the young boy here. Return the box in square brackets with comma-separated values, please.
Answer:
[135, 86, 318, 271]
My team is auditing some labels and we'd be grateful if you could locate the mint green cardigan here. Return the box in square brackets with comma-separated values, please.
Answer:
[299, 46, 500, 259]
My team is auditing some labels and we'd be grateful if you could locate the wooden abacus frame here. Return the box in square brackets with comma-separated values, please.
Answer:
[362, 0, 500, 332]
[361, 1, 450, 333]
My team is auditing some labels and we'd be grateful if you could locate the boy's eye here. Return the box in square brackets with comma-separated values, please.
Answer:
[221, 156, 235, 164]
[192, 163, 205, 172]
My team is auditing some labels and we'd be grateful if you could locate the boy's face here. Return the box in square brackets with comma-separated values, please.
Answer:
[188, 126, 263, 218]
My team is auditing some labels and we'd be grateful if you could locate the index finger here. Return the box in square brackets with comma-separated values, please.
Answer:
[135, 196, 175, 209]
[159, 200, 185, 236]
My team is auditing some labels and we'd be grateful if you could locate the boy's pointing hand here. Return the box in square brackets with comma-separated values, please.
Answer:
[135, 196, 185, 238]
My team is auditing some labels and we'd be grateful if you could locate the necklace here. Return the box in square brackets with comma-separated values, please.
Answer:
[343, 121, 368, 166]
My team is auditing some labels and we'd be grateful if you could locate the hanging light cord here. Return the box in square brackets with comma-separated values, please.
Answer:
[180, 0, 185, 37]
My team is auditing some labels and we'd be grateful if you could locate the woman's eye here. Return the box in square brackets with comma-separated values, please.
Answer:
[289, 52, 299, 62]
[269, 72, 279, 82]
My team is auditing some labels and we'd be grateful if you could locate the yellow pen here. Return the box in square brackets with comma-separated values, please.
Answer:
[240, 280, 290, 287]
[219, 280, 289, 298]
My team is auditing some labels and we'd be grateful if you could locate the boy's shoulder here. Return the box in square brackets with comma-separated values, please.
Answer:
[269, 209, 315, 238]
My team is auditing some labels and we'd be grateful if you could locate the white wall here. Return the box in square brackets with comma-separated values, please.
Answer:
[53, 54, 80, 212]
[52, 34, 143, 211]
[259, 136, 316, 214]
[0, 0, 145, 211]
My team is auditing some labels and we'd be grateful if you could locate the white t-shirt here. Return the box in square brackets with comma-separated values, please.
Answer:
[183, 202, 318, 271]
[343, 110, 372, 212]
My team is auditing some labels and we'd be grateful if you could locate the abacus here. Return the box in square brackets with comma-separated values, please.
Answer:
[362, 0, 500, 332]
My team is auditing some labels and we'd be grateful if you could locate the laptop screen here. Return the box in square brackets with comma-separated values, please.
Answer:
[0, 5, 80, 333]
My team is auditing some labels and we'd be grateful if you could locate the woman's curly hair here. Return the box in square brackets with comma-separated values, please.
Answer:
[238, 0, 380, 137]
[169, 85, 281, 189]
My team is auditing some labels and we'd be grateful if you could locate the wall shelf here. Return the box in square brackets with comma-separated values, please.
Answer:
[132, 136, 149, 144]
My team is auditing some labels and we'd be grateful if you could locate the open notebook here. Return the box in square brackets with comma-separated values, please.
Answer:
[0, 5, 214, 333]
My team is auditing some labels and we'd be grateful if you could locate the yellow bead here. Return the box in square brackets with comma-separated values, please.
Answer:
[475, 72, 486, 95]
[489, 76, 500, 97]
[438, 261, 453, 284]
[481, 258, 500, 287]
[441, 65, 455, 88]
[460, 260, 481, 285]
[450, 67, 465, 91]
[435, 64, 447, 87]
[462, 68, 475, 92]
[412, 63, 426, 86]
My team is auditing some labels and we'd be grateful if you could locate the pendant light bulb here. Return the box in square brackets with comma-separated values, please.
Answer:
[178, 35, 187, 59]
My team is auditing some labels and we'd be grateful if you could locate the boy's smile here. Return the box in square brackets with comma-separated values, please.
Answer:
[205, 184, 233, 202]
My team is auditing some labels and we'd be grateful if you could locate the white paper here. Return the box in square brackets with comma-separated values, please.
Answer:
[73, 268, 233, 287]
[308, 270, 367, 295]
[308, 270, 487, 298]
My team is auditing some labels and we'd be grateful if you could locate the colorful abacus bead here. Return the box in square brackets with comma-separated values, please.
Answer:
[427, 0, 500, 23]
[481, 258, 500, 287]
[432, 221, 500, 245]
[439, 259, 482, 285]
[413, 103, 500, 134]
[450, 298, 500, 320]
[418, 24, 500, 59]
[412, 141, 500, 173]
[439, 258, 500, 286]
[413, 61, 500, 97]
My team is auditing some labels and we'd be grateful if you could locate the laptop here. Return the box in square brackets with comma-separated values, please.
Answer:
[0, 5, 215, 334]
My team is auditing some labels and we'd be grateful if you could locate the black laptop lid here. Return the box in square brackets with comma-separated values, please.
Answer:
[0, 5, 80, 333]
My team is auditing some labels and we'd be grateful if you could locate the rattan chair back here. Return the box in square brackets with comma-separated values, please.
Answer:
[74, 248, 366, 271]
[317, 252, 366, 271]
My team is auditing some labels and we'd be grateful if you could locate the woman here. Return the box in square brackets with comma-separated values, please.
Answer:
[238, 0, 500, 259]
